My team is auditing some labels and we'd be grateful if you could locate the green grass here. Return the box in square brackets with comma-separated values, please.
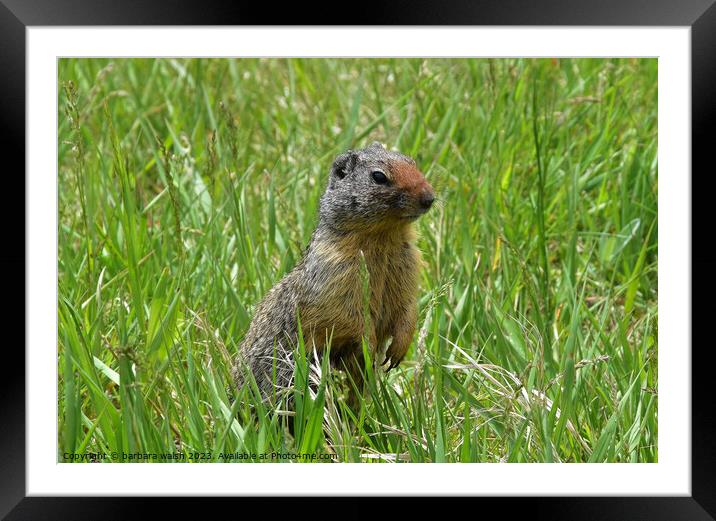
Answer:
[57, 58, 658, 463]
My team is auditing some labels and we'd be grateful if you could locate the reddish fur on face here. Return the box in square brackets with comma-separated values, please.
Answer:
[388, 160, 434, 198]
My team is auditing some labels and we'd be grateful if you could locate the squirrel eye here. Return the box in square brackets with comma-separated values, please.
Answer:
[371, 170, 388, 184]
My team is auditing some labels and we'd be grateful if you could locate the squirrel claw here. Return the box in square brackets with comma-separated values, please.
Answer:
[381, 356, 390, 366]
[385, 359, 400, 371]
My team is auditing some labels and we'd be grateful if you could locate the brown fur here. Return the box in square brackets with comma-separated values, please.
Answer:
[232, 143, 434, 407]
[388, 159, 432, 199]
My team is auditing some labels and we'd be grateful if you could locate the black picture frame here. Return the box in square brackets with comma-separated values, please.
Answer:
[3, 1, 713, 518]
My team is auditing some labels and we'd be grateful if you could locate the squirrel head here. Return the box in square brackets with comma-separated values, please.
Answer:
[319, 142, 435, 233]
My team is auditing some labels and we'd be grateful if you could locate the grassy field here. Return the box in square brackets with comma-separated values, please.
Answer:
[58, 58, 657, 463]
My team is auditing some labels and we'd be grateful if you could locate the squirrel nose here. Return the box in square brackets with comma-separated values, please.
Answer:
[419, 190, 435, 210]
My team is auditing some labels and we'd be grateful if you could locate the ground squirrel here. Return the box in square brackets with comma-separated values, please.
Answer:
[231, 141, 435, 405]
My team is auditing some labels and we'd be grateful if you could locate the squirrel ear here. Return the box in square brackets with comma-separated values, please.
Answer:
[368, 141, 386, 150]
[330, 150, 358, 182]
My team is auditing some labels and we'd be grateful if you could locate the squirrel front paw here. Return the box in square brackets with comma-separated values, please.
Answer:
[381, 339, 410, 371]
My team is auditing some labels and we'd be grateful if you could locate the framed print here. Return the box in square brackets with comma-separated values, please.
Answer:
[4, 0, 714, 518]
